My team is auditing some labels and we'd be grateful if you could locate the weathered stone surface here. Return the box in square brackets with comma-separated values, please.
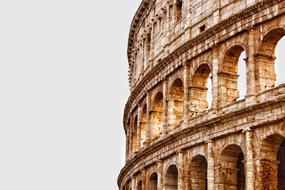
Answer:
[119, 0, 285, 189]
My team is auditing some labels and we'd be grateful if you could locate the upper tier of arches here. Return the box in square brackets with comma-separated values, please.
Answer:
[125, 3, 285, 160]
[128, 0, 261, 89]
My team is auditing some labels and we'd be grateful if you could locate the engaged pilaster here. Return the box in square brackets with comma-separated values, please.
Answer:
[207, 140, 215, 190]
[157, 160, 164, 190]
[245, 29, 257, 106]
[178, 151, 186, 190]
[162, 79, 168, 135]
[183, 64, 189, 127]
[244, 128, 255, 190]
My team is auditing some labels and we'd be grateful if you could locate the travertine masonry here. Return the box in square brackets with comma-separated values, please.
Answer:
[119, 0, 285, 189]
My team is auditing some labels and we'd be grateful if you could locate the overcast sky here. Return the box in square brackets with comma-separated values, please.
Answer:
[0, 1, 284, 190]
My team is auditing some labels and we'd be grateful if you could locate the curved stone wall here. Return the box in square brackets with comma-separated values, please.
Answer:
[119, 0, 285, 189]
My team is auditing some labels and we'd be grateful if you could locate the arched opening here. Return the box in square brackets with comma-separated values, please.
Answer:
[137, 180, 142, 190]
[219, 45, 246, 106]
[257, 28, 285, 92]
[164, 165, 178, 190]
[275, 33, 285, 86]
[237, 51, 247, 100]
[169, 78, 184, 128]
[259, 134, 285, 189]
[189, 64, 212, 116]
[151, 92, 163, 139]
[148, 172, 158, 190]
[131, 115, 138, 154]
[188, 155, 207, 190]
[217, 144, 245, 190]
[140, 104, 147, 147]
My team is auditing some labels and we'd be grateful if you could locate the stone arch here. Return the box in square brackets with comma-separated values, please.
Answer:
[168, 77, 184, 128]
[164, 164, 178, 190]
[151, 91, 163, 139]
[148, 172, 158, 190]
[189, 63, 212, 116]
[216, 144, 245, 190]
[188, 154, 207, 190]
[140, 103, 147, 147]
[131, 115, 138, 154]
[256, 27, 285, 92]
[137, 180, 142, 190]
[219, 45, 247, 106]
[257, 133, 285, 190]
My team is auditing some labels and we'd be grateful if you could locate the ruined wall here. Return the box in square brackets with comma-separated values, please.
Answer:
[119, 0, 285, 189]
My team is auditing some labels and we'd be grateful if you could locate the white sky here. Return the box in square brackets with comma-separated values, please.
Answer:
[0, 1, 284, 190]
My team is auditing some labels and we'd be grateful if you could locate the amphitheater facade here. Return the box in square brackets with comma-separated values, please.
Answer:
[118, 0, 285, 189]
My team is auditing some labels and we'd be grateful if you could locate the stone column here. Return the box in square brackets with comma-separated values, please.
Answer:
[245, 29, 257, 106]
[212, 46, 219, 109]
[126, 130, 130, 162]
[145, 92, 151, 145]
[244, 128, 255, 190]
[129, 115, 133, 158]
[212, 0, 220, 25]
[207, 140, 215, 190]
[164, 3, 171, 53]
[131, 176, 136, 190]
[158, 160, 164, 190]
[178, 151, 186, 190]
[141, 169, 147, 190]
[150, 16, 155, 68]
[162, 79, 168, 135]
[137, 106, 142, 150]
[183, 64, 189, 127]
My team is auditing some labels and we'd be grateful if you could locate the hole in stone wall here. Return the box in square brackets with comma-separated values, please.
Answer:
[199, 25, 206, 33]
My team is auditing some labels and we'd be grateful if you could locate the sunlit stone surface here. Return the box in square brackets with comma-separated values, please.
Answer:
[118, 0, 285, 189]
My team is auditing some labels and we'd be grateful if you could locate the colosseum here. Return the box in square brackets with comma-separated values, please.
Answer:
[118, 0, 285, 189]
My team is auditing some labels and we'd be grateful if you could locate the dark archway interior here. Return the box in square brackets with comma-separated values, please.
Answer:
[164, 165, 178, 190]
[219, 145, 245, 190]
[149, 173, 158, 190]
[278, 141, 285, 190]
[189, 155, 207, 190]
[137, 180, 142, 190]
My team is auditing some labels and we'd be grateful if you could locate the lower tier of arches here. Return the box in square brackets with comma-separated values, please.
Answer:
[120, 119, 285, 190]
